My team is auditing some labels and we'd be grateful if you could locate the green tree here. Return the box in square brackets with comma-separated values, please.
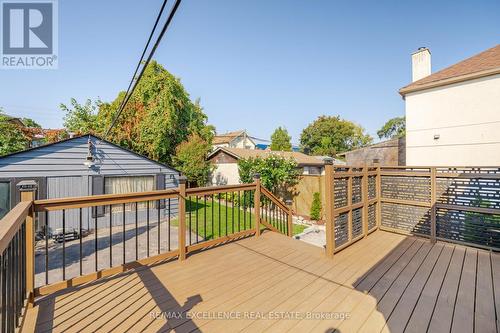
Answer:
[61, 98, 101, 134]
[300, 116, 372, 156]
[310, 192, 322, 221]
[98, 61, 213, 164]
[21, 118, 41, 128]
[0, 110, 29, 155]
[237, 155, 300, 197]
[270, 126, 292, 151]
[172, 133, 213, 187]
[377, 116, 406, 139]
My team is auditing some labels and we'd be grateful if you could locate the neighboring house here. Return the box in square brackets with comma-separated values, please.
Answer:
[400, 44, 500, 166]
[0, 134, 180, 230]
[338, 137, 406, 166]
[212, 130, 256, 150]
[207, 147, 326, 185]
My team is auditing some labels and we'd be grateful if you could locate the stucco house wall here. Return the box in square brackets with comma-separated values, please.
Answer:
[406, 74, 500, 166]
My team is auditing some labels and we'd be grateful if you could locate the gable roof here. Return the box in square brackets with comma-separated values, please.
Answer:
[212, 130, 246, 145]
[208, 147, 325, 167]
[0, 133, 180, 173]
[399, 44, 500, 95]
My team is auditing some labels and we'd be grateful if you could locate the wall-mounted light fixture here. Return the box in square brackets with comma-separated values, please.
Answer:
[83, 138, 96, 168]
[433, 134, 440, 140]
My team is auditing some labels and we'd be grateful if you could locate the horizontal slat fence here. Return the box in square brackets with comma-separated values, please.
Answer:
[325, 164, 500, 257]
[378, 166, 500, 251]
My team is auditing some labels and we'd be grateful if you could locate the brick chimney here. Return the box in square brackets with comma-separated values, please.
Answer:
[412, 47, 431, 82]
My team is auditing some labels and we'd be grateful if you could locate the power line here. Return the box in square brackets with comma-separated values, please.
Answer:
[110, 0, 169, 131]
[104, 0, 182, 138]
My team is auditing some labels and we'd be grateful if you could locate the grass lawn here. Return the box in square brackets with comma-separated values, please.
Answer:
[171, 198, 307, 242]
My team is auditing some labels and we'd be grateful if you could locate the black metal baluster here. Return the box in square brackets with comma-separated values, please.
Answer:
[168, 199, 171, 251]
[1, 252, 5, 333]
[157, 199, 161, 254]
[109, 205, 112, 268]
[238, 191, 241, 232]
[280, 209, 283, 233]
[243, 192, 247, 230]
[94, 208, 98, 272]
[249, 190, 253, 229]
[147, 201, 150, 258]
[20, 225, 25, 314]
[218, 194, 221, 238]
[225, 193, 228, 236]
[135, 203, 138, 260]
[204, 196, 207, 240]
[79, 208, 82, 275]
[188, 197, 192, 245]
[13, 235, 17, 328]
[195, 196, 199, 243]
[211, 194, 214, 239]
[45, 211, 48, 285]
[62, 209, 66, 280]
[122, 203, 126, 265]
[231, 192, 234, 234]
[7, 244, 12, 332]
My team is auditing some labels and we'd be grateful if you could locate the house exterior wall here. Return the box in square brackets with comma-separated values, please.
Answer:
[210, 163, 240, 186]
[230, 136, 255, 149]
[405, 74, 500, 166]
[213, 135, 256, 150]
[0, 136, 179, 230]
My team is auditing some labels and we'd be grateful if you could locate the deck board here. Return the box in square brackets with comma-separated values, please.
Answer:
[404, 244, 454, 333]
[23, 230, 499, 333]
[451, 248, 477, 333]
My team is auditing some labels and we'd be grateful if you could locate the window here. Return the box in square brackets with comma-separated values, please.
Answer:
[0, 182, 10, 219]
[105, 176, 154, 212]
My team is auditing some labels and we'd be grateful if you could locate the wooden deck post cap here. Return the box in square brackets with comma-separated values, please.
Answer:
[323, 157, 334, 165]
[285, 199, 293, 206]
[178, 176, 188, 184]
[16, 180, 38, 192]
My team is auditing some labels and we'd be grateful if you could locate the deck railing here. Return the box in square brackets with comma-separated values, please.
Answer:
[0, 186, 34, 333]
[324, 163, 500, 257]
[0, 177, 293, 332]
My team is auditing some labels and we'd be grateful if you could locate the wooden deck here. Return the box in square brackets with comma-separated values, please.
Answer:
[23, 230, 500, 333]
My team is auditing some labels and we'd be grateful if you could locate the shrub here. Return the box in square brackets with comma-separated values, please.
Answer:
[310, 192, 322, 221]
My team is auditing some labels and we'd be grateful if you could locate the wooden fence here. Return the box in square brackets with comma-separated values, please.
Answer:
[324, 164, 500, 257]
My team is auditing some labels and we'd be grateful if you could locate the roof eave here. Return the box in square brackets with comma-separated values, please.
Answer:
[399, 67, 500, 96]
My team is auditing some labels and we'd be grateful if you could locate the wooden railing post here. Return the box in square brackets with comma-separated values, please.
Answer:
[376, 166, 382, 229]
[253, 174, 261, 237]
[17, 180, 37, 306]
[324, 159, 335, 258]
[362, 166, 369, 238]
[286, 199, 293, 237]
[430, 167, 437, 243]
[178, 176, 187, 260]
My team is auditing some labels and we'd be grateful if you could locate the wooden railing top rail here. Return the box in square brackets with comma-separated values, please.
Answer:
[34, 183, 259, 212]
[34, 188, 180, 211]
[186, 183, 256, 196]
[260, 186, 290, 212]
[0, 201, 31, 253]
